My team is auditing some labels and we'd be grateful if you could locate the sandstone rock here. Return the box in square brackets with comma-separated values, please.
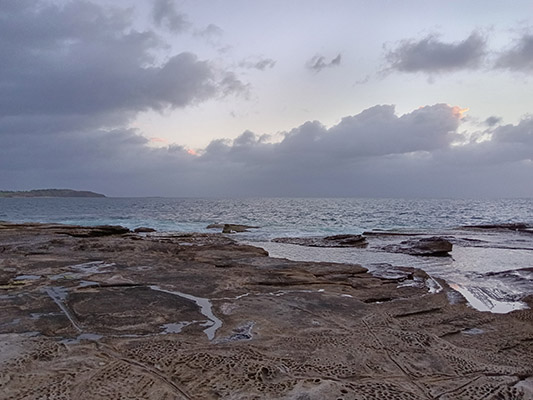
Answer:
[272, 234, 367, 247]
[383, 236, 453, 256]
[1, 223, 531, 400]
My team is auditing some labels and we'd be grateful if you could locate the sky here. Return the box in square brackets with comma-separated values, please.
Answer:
[1, 0, 532, 198]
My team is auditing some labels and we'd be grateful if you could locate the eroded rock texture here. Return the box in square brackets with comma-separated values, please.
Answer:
[0, 223, 532, 399]
[273, 234, 367, 248]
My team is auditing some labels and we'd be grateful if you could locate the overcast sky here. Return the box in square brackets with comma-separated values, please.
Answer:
[1, 0, 532, 197]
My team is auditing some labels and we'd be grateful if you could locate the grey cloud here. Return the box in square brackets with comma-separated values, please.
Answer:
[0, 126, 197, 194]
[324, 104, 460, 156]
[355, 75, 371, 85]
[197, 109, 532, 197]
[331, 54, 342, 66]
[219, 72, 250, 97]
[492, 117, 533, 145]
[485, 116, 502, 127]
[0, 0, 250, 196]
[195, 24, 224, 39]
[0, 3, 530, 198]
[194, 24, 225, 49]
[272, 104, 459, 167]
[254, 58, 277, 70]
[0, 1, 246, 123]
[1, 103, 532, 197]
[495, 33, 533, 71]
[152, 0, 189, 33]
[306, 53, 342, 72]
[239, 57, 277, 71]
[385, 32, 486, 73]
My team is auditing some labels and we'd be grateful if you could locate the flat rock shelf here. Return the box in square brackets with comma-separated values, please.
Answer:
[0, 222, 532, 399]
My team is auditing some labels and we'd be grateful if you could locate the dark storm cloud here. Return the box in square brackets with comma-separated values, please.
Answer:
[306, 53, 342, 72]
[0, 1, 246, 125]
[495, 32, 533, 72]
[385, 32, 486, 73]
[152, 0, 189, 33]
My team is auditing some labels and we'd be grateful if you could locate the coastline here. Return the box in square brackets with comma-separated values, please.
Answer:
[1, 222, 532, 399]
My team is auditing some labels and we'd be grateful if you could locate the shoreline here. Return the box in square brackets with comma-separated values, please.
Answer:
[1, 222, 532, 399]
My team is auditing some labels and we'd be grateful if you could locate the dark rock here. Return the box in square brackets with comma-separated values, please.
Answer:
[272, 234, 367, 248]
[222, 224, 258, 233]
[323, 234, 367, 246]
[61, 225, 131, 237]
[206, 223, 225, 229]
[206, 223, 259, 233]
[461, 223, 530, 231]
[134, 227, 156, 233]
[383, 236, 453, 256]
[362, 230, 425, 236]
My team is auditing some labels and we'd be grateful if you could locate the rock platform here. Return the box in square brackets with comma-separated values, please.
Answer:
[0, 222, 532, 399]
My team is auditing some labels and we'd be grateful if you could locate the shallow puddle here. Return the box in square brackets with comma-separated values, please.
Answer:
[149, 285, 223, 340]
[449, 283, 528, 313]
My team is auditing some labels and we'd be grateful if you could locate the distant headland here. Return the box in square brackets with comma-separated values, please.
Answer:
[0, 189, 106, 198]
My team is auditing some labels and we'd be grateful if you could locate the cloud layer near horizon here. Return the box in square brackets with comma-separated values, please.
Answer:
[2, 101, 532, 197]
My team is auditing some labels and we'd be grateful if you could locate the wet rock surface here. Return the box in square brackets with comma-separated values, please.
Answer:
[133, 227, 157, 233]
[0, 222, 532, 399]
[207, 223, 260, 233]
[59, 225, 131, 237]
[382, 236, 453, 256]
[273, 234, 367, 247]
[461, 223, 531, 231]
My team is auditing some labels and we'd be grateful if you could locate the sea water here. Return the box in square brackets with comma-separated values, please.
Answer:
[1, 197, 532, 313]
[1, 197, 531, 236]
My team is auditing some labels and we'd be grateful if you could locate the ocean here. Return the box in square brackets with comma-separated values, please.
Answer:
[1, 197, 532, 313]
[1, 197, 532, 235]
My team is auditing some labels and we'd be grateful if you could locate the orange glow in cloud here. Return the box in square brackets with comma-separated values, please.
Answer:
[451, 106, 469, 119]
[150, 137, 167, 143]
[187, 148, 198, 156]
